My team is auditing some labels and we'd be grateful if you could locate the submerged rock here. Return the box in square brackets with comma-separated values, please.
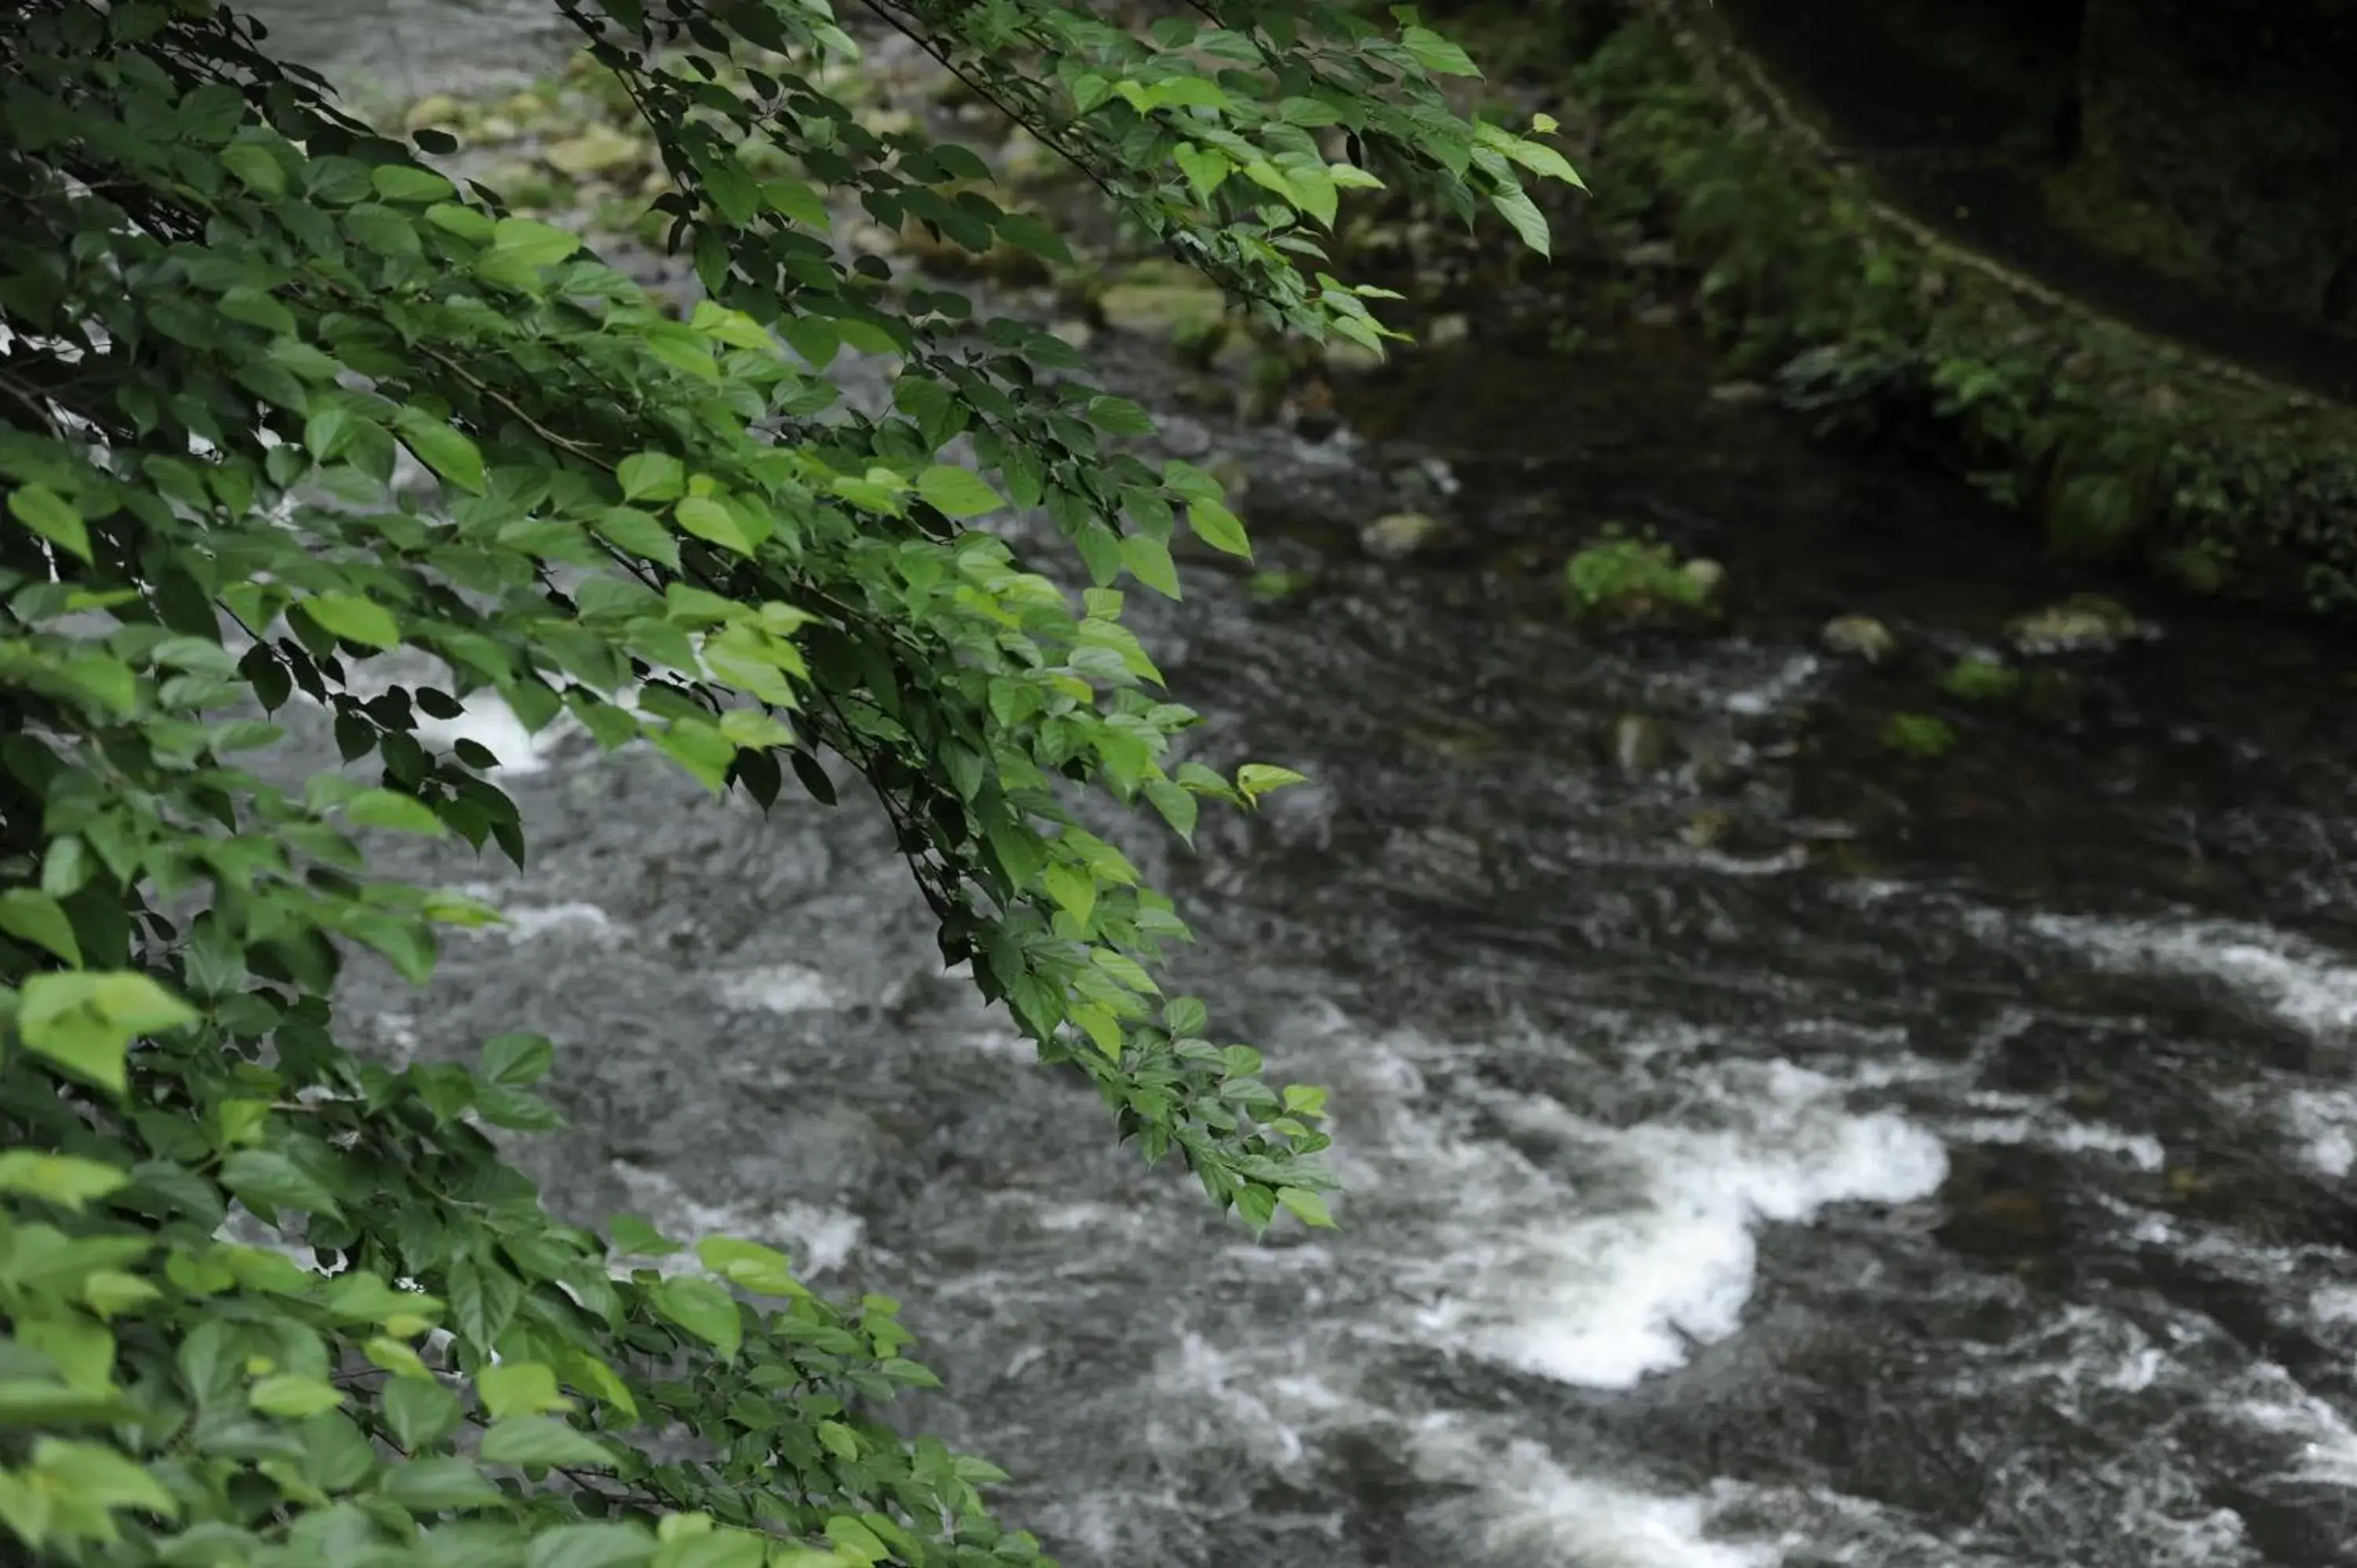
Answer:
[1096, 281, 1226, 339]
[1821, 614, 1898, 662]
[1423, 312, 1472, 348]
[2007, 594, 2157, 655]
[1359, 511, 1448, 562]
[404, 93, 465, 134]
[543, 123, 647, 178]
[1608, 713, 1679, 777]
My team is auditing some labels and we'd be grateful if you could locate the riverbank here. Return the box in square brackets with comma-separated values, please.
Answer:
[1435, 0, 2357, 619]
[354, 0, 2357, 628]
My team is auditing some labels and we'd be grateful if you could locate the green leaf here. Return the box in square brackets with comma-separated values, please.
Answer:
[17, 972, 199, 1097]
[916, 464, 1003, 519]
[482, 1031, 554, 1086]
[591, 506, 681, 569]
[477, 1361, 568, 1420]
[654, 1527, 767, 1568]
[0, 1382, 131, 1425]
[448, 1256, 522, 1350]
[822, 1518, 888, 1565]
[372, 164, 457, 204]
[1488, 181, 1551, 258]
[651, 1276, 741, 1361]
[694, 1236, 801, 1296]
[383, 1456, 505, 1513]
[301, 593, 401, 650]
[248, 1373, 343, 1417]
[6, 484, 91, 562]
[1186, 498, 1252, 559]
[1173, 144, 1230, 204]
[0, 1152, 129, 1212]
[392, 408, 488, 494]
[1119, 533, 1181, 599]
[221, 140, 286, 193]
[1235, 763, 1308, 804]
[1275, 1187, 1335, 1228]
[673, 496, 753, 555]
[0, 888, 82, 964]
[383, 1377, 464, 1450]
[219, 1149, 343, 1219]
[489, 216, 581, 269]
[607, 1215, 680, 1257]
[325, 1272, 443, 1324]
[524, 1522, 654, 1568]
[345, 789, 445, 834]
[478, 1416, 615, 1469]
[27, 1438, 178, 1523]
[617, 452, 685, 503]
[1402, 25, 1481, 76]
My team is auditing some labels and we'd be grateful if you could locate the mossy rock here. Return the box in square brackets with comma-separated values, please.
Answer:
[1096, 281, 1229, 339]
[542, 123, 650, 178]
[1820, 614, 1897, 662]
[1565, 532, 1723, 625]
[2006, 594, 2156, 655]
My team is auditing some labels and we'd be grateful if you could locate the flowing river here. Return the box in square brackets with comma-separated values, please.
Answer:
[242, 5, 2357, 1564]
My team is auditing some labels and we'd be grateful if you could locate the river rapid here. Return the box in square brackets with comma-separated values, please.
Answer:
[244, 5, 2357, 1564]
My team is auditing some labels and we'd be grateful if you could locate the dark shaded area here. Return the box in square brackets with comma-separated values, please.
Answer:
[1713, 0, 2357, 401]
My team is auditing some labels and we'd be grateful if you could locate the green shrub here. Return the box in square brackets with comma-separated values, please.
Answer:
[0, 2, 1574, 1563]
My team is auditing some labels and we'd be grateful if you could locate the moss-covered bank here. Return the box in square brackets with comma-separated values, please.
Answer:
[1456, 0, 2357, 615]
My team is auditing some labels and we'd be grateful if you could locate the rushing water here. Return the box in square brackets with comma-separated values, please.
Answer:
[251, 8, 2357, 1565]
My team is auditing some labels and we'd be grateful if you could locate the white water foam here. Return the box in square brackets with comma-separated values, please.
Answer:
[410, 692, 564, 775]
[1127, 1334, 1772, 1568]
[715, 961, 849, 1014]
[1944, 1112, 2167, 1172]
[1376, 1050, 1947, 1389]
[2029, 913, 2357, 1037]
[1408, 1416, 1772, 1568]
[2280, 1087, 2357, 1178]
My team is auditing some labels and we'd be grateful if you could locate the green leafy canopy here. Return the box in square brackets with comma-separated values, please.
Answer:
[0, 1, 1571, 1563]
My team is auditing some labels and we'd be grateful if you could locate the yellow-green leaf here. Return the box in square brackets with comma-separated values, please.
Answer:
[247, 1373, 343, 1418]
[1276, 1187, 1336, 1227]
[343, 789, 445, 835]
[674, 495, 753, 555]
[0, 889, 82, 965]
[16, 972, 199, 1097]
[0, 1152, 128, 1212]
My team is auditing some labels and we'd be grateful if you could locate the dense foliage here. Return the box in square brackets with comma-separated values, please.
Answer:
[0, 0, 1571, 1563]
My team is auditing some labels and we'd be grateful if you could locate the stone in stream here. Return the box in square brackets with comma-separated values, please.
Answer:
[2007, 593, 2157, 655]
[1359, 511, 1450, 562]
[1095, 280, 1226, 339]
[1821, 614, 1899, 662]
[542, 123, 647, 178]
[1608, 713, 1680, 778]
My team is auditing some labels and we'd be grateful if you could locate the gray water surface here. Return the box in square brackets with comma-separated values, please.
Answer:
[251, 5, 2357, 1563]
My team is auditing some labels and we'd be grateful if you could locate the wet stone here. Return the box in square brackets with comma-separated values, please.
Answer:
[1821, 614, 1898, 662]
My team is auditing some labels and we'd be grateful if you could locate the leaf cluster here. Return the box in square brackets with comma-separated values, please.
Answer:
[0, 0, 1566, 1563]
